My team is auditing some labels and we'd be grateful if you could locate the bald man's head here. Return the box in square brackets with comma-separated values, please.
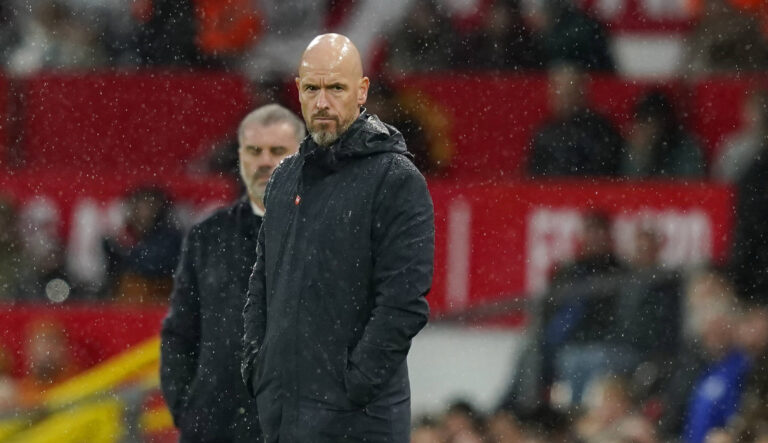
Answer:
[299, 34, 363, 79]
[296, 34, 370, 147]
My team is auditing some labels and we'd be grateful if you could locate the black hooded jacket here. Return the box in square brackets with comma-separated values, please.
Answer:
[242, 112, 434, 442]
[161, 197, 262, 442]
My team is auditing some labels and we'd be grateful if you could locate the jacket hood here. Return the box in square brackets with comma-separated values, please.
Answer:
[301, 110, 410, 169]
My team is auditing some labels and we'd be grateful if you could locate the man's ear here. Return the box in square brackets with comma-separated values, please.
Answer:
[295, 77, 301, 96]
[358, 77, 369, 106]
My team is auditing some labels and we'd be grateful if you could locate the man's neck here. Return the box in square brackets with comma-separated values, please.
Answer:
[249, 196, 265, 217]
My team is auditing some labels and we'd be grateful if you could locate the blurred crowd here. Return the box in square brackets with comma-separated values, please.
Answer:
[0, 186, 183, 303]
[0, 0, 764, 77]
[413, 213, 768, 443]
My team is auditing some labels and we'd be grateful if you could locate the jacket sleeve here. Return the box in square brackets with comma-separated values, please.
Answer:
[344, 156, 434, 405]
[160, 228, 201, 422]
[241, 214, 267, 397]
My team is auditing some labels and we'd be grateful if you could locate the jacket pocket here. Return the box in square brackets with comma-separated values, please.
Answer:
[296, 399, 391, 441]
[343, 353, 376, 407]
[248, 339, 273, 397]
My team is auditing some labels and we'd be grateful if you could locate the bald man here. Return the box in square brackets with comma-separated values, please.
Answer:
[242, 34, 434, 442]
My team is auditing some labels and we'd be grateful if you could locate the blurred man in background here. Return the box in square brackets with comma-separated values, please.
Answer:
[161, 104, 303, 442]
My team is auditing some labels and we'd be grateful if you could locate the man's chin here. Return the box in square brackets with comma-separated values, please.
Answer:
[245, 182, 266, 200]
[311, 130, 339, 147]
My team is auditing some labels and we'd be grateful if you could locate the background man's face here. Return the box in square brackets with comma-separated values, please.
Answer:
[297, 68, 368, 147]
[239, 121, 298, 202]
[127, 193, 163, 235]
[549, 67, 584, 119]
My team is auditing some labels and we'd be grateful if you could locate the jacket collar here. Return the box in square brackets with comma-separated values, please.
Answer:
[300, 109, 408, 172]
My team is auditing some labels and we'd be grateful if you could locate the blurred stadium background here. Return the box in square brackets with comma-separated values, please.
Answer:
[1, 0, 768, 442]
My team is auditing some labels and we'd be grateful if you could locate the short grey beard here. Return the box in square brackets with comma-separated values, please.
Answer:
[311, 130, 339, 147]
[310, 118, 355, 147]
[240, 165, 265, 204]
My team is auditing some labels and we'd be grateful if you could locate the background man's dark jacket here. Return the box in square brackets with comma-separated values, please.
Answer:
[528, 108, 624, 177]
[161, 197, 262, 442]
[242, 112, 434, 443]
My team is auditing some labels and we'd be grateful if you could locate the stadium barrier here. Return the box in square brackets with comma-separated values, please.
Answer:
[0, 336, 176, 443]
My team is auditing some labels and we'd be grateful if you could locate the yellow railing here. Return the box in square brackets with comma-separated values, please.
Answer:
[0, 336, 175, 441]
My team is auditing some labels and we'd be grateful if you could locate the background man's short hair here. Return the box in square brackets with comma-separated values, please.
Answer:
[238, 104, 306, 144]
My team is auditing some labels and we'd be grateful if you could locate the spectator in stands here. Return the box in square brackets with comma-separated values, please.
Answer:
[706, 429, 736, 443]
[102, 186, 182, 303]
[240, 0, 326, 81]
[610, 225, 681, 398]
[730, 142, 768, 304]
[0, 3, 21, 68]
[383, 0, 455, 75]
[732, 304, 768, 441]
[499, 212, 626, 417]
[713, 89, 768, 183]
[485, 410, 530, 442]
[412, 417, 443, 443]
[686, 0, 768, 76]
[84, 0, 141, 66]
[0, 197, 23, 300]
[543, 211, 626, 405]
[16, 241, 71, 303]
[441, 400, 485, 443]
[14, 199, 73, 302]
[5, 0, 106, 75]
[16, 318, 79, 407]
[134, 0, 202, 67]
[574, 376, 657, 443]
[528, 63, 624, 177]
[364, 80, 439, 174]
[621, 90, 705, 179]
[161, 104, 303, 442]
[658, 270, 733, 438]
[452, 0, 542, 71]
[530, 0, 614, 72]
[193, 0, 262, 66]
[681, 289, 749, 443]
[732, 0, 768, 40]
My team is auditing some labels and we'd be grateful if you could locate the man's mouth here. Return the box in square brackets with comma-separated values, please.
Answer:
[313, 114, 337, 122]
[253, 173, 269, 183]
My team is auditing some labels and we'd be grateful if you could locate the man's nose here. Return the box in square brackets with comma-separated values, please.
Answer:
[256, 152, 276, 167]
[315, 89, 329, 109]
[256, 164, 273, 176]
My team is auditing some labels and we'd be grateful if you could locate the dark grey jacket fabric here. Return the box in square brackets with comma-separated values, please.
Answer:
[242, 112, 434, 443]
[161, 197, 263, 442]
